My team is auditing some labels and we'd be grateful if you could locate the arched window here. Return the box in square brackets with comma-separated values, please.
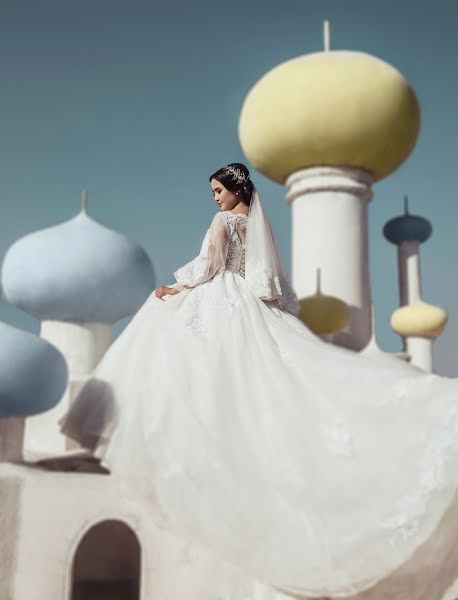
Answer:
[71, 519, 141, 600]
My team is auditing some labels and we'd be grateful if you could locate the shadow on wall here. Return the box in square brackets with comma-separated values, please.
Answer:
[59, 378, 118, 453]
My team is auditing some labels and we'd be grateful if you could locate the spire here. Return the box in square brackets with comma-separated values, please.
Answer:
[81, 189, 88, 214]
[323, 20, 331, 52]
[315, 267, 322, 294]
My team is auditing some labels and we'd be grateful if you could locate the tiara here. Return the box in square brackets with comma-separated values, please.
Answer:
[223, 165, 249, 184]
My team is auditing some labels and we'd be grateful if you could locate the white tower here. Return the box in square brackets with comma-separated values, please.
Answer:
[384, 196, 447, 371]
[238, 22, 420, 351]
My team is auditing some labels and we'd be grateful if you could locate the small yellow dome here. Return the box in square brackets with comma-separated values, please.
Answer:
[238, 50, 420, 184]
[299, 294, 348, 334]
[391, 302, 448, 338]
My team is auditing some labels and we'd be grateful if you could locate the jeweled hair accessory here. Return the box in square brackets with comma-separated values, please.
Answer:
[223, 165, 249, 184]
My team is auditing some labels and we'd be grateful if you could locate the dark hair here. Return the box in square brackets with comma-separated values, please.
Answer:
[209, 162, 254, 206]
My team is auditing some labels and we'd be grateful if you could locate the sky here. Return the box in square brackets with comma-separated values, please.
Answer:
[1, 0, 458, 375]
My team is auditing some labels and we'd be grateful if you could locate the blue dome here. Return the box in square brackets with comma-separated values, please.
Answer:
[0, 320, 68, 417]
[383, 214, 432, 244]
[1, 204, 156, 324]
[383, 196, 432, 245]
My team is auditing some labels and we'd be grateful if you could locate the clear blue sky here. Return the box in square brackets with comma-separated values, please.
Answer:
[1, 0, 457, 375]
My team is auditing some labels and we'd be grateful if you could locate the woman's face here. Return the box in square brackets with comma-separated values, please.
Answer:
[210, 178, 239, 211]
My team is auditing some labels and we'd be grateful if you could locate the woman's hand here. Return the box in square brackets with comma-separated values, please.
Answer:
[155, 285, 180, 301]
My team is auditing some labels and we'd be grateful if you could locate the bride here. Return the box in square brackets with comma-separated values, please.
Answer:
[59, 163, 458, 600]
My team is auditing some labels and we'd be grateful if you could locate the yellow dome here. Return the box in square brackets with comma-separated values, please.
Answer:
[299, 294, 348, 334]
[391, 302, 448, 338]
[238, 50, 420, 184]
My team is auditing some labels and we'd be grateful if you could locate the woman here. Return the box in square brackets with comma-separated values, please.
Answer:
[59, 163, 458, 600]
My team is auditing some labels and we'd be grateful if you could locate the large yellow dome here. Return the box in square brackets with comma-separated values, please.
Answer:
[391, 302, 447, 338]
[238, 50, 420, 184]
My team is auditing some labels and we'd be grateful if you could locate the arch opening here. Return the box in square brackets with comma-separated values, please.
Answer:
[71, 519, 141, 600]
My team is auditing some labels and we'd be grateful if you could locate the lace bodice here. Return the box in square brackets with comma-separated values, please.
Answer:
[220, 211, 247, 278]
[172, 209, 299, 316]
[173, 210, 248, 292]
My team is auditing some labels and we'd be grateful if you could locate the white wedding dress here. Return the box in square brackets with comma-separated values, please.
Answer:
[59, 209, 458, 600]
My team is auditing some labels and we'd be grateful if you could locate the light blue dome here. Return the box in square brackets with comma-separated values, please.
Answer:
[1, 196, 156, 324]
[0, 320, 68, 417]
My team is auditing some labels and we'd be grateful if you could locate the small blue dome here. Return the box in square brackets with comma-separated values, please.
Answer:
[0, 320, 68, 417]
[383, 196, 432, 244]
[1, 197, 156, 324]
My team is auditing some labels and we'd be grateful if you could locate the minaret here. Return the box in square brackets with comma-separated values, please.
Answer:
[238, 20, 420, 351]
[1, 191, 155, 457]
[383, 195, 432, 308]
[383, 196, 447, 371]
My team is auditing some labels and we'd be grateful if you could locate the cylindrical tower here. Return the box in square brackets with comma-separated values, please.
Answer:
[383, 195, 432, 307]
[287, 165, 373, 349]
[239, 33, 420, 351]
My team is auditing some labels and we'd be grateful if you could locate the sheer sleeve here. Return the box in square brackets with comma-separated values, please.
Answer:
[172, 212, 230, 291]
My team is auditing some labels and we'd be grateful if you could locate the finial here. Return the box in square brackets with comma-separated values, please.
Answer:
[369, 302, 376, 341]
[403, 194, 409, 215]
[81, 190, 88, 214]
[362, 302, 378, 351]
[323, 20, 331, 52]
[316, 267, 322, 294]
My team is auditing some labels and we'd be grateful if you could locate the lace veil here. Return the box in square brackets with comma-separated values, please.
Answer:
[245, 186, 300, 316]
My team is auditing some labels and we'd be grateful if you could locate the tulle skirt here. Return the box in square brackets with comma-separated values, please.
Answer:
[58, 270, 458, 600]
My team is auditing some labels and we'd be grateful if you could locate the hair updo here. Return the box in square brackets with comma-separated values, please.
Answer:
[209, 162, 254, 206]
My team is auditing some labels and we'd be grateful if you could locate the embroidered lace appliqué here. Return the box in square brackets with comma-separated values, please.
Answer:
[225, 290, 242, 315]
[378, 402, 458, 546]
[182, 287, 208, 335]
[222, 212, 248, 279]
[322, 420, 355, 458]
[239, 248, 246, 278]
[174, 255, 209, 287]
[373, 377, 422, 409]
[247, 266, 299, 315]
